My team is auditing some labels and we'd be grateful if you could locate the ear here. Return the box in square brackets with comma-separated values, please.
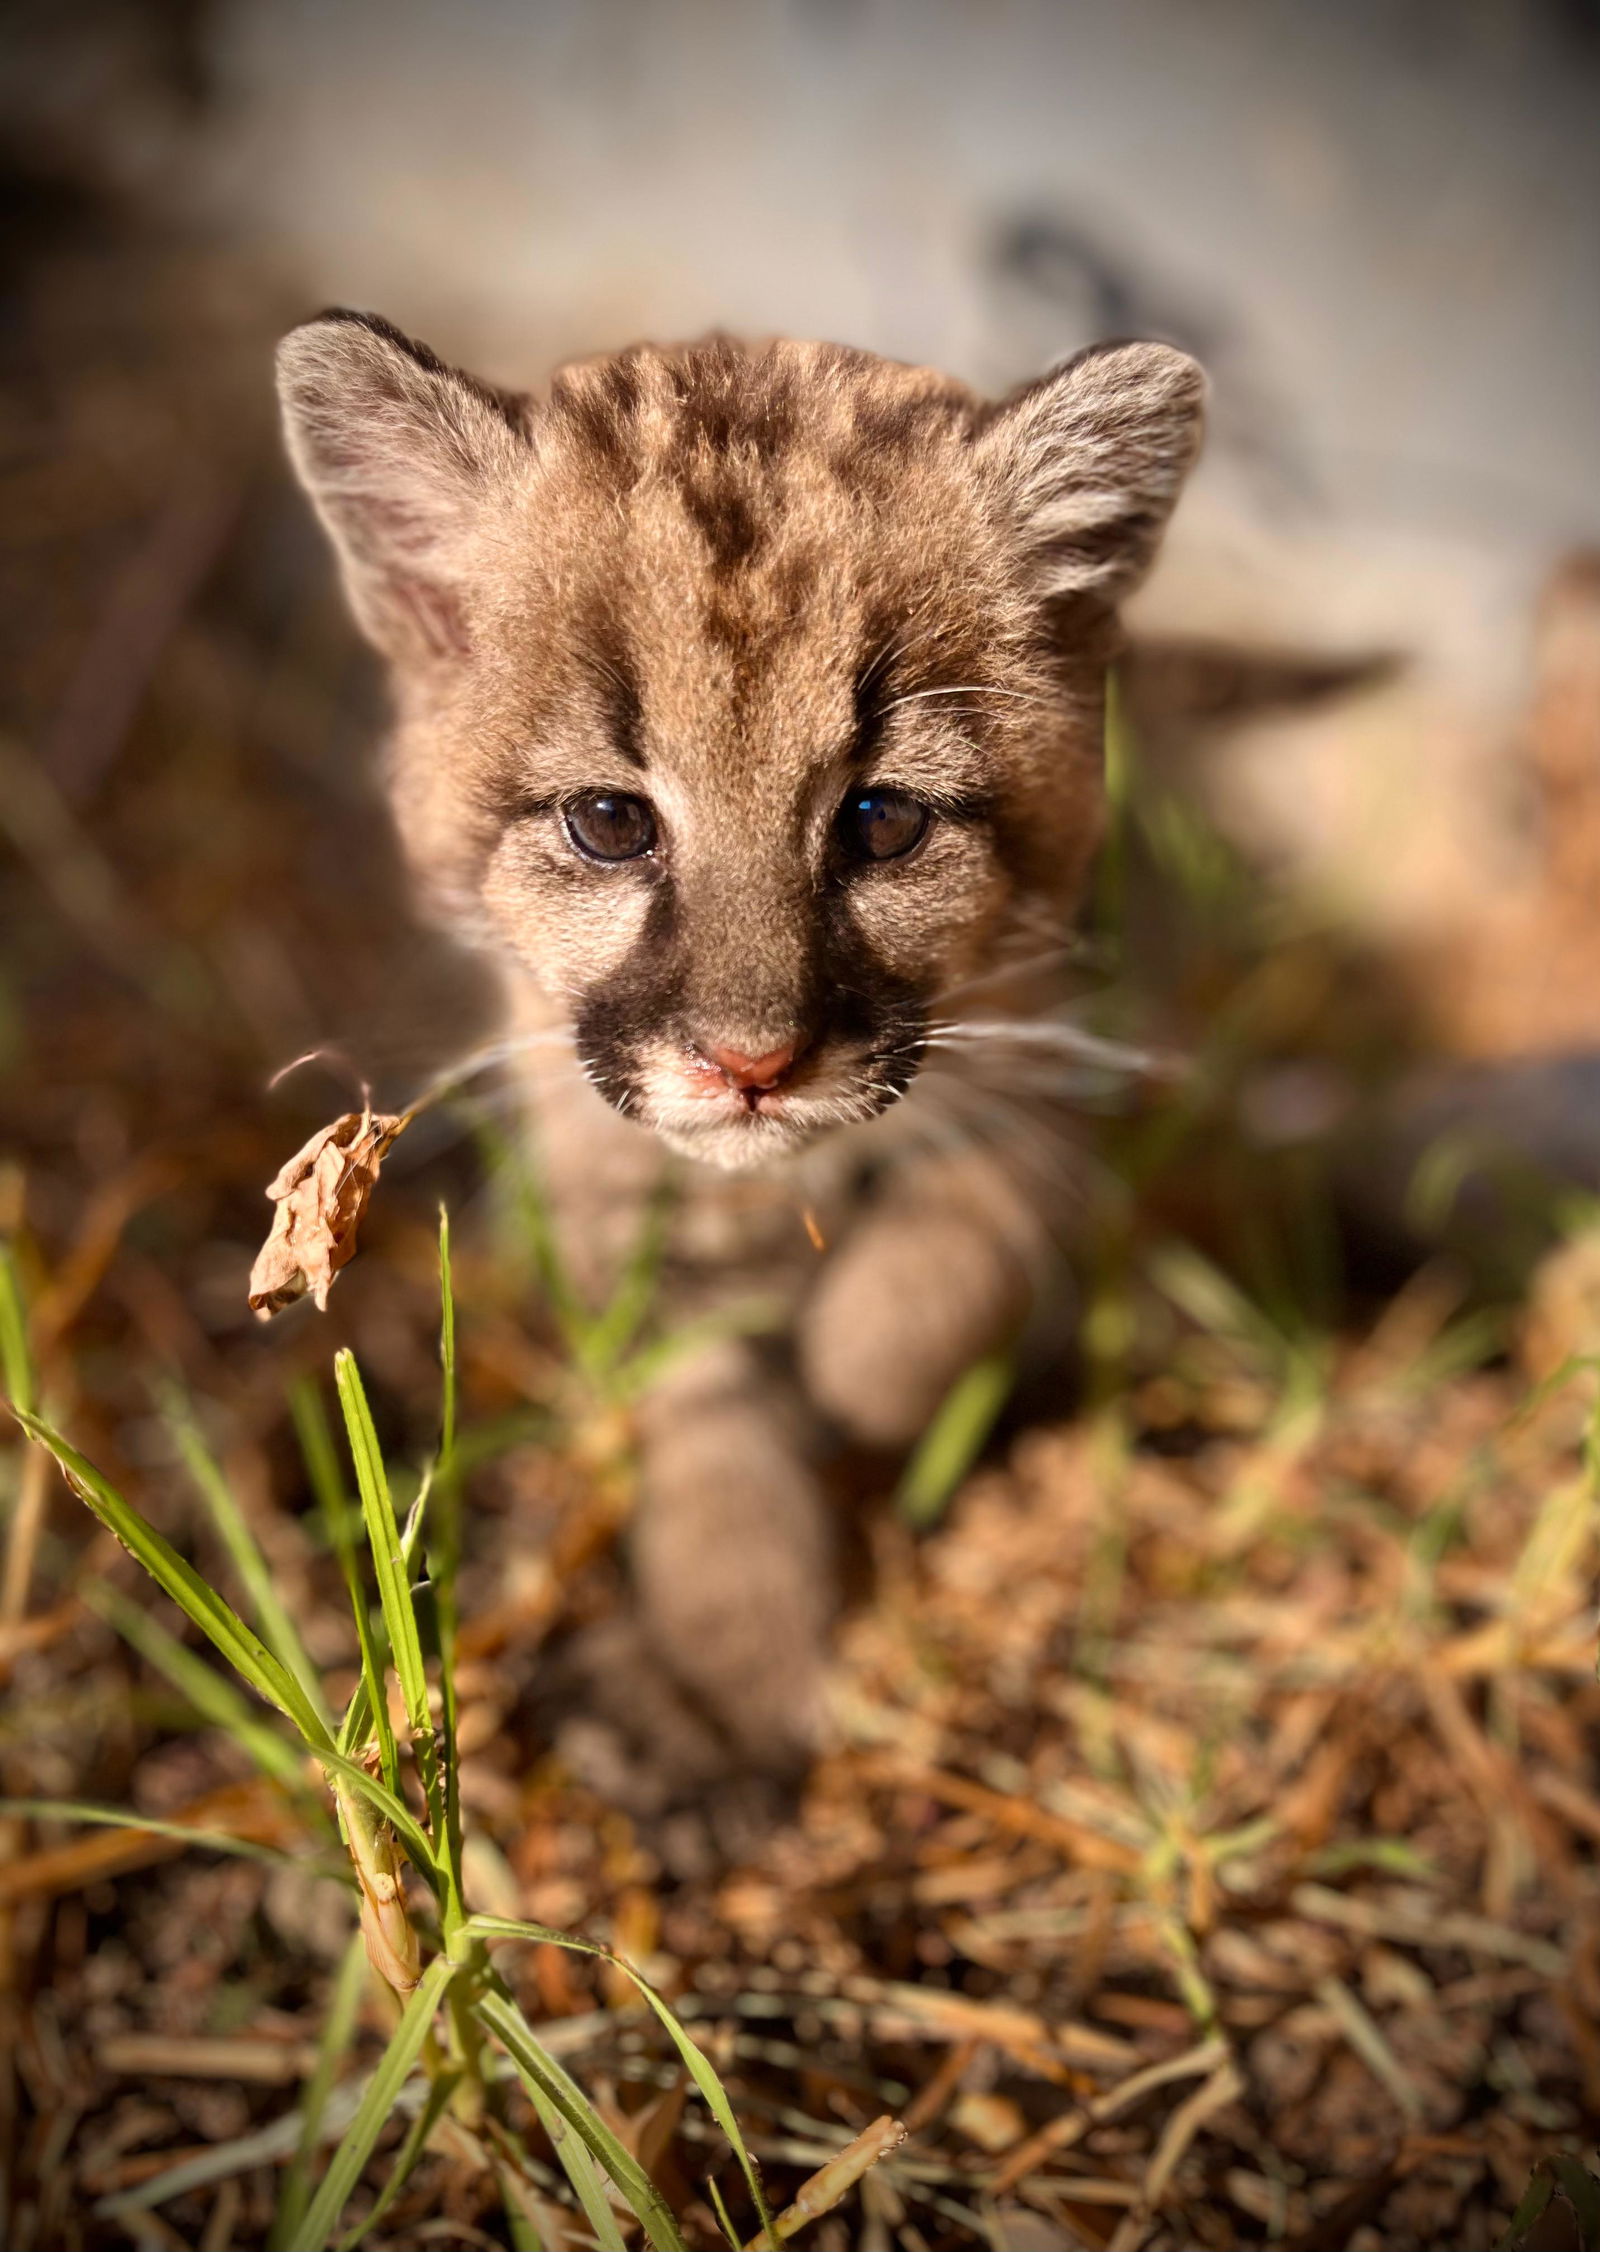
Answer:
[276, 310, 530, 661]
[977, 340, 1206, 610]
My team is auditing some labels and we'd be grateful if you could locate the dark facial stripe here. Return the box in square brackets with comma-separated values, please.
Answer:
[583, 632, 647, 770]
[850, 629, 896, 765]
[848, 613, 1015, 774]
[810, 883, 929, 1087]
[573, 875, 684, 1112]
[550, 363, 645, 485]
[570, 833, 932, 1132]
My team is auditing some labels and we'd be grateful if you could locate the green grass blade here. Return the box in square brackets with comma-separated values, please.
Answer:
[335, 1582, 396, 1749]
[583, 1184, 671, 1382]
[896, 1352, 1014, 1531]
[336, 2063, 460, 2251]
[83, 1579, 313, 1796]
[295, 1377, 400, 1793]
[611, 1298, 786, 1403]
[399, 1478, 433, 1582]
[16, 1414, 335, 1747]
[444, 1407, 551, 1480]
[437, 1207, 458, 1496]
[334, 1352, 428, 1738]
[520, 2073, 629, 2252]
[335, 1601, 400, 1796]
[335, 1350, 456, 1922]
[14, 1410, 334, 1751]
[706, 2174, 741, 2250]
[332, 1467, 438, 1792]
[1147, 1241, 1293, 1376]
[1092, 664, 1132, 948]
[0, 1241, 38, 1416]
[474, 1982, 685, 2252]
[429, 1209, 469, 1933]
[272, 1927, 369, 2251]
[469, 1915, 774, 2245]
[314, 1740, 441, 1891]
[476, 1116, 586, 1348]
[292, 1377, 357, 1567]
[434, 1652, 464, 1946]
[298, 1953, 457, 2250]
[485, 2137, 548, 2252]
[0, 1797, 304, 1870]
[167, 1396, 332, 1731]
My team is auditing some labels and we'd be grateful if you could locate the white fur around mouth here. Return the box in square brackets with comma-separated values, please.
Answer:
[620, 1045, 909, 1169]
[651, 1108, 825, 1172]
[640, 1079, 905, 1170]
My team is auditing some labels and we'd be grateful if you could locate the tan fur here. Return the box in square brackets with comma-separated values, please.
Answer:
[277, 315, 1204, 1822]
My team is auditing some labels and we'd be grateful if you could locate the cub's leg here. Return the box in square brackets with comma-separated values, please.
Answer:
[558, 1336, 833, 1838]
[629, 1337, 834, 1773]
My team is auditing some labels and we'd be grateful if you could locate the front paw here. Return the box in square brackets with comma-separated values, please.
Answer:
[798, 1219, 1030, 1449]
[631, 1360, 834, 1773]
[551, 1617, 811, 1873]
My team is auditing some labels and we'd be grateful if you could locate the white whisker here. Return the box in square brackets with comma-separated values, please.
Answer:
[904, 1073, 1089, 1233]
[924, 1019, 1185, 1082]
[880, 684, 1053, 715]
[935, 939, 1090, 1004]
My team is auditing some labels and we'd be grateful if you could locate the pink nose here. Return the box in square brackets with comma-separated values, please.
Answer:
[700, 1038, 802, 1092]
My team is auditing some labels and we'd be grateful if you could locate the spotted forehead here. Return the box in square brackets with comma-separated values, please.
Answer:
[545, 335, 979, 492]
[530, 339, 1023, 757]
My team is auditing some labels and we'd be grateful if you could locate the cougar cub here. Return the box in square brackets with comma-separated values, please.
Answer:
[277, 315, 1204, 1821]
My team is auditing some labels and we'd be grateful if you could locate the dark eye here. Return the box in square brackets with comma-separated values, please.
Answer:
[837, 788, 930, 863]
[564, 792, 657, 862]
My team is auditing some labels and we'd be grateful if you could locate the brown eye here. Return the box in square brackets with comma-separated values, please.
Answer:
[838, 788, 930, 863]
[564, 791, 656, 862]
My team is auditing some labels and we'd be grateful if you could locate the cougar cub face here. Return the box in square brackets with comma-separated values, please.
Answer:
[278, 317, 1203, 1169]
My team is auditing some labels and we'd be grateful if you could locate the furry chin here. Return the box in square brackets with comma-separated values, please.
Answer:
[650, 1114, 821, 1172]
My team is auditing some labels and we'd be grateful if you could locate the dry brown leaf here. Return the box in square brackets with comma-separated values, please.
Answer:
[248, 1107, 407, 1319]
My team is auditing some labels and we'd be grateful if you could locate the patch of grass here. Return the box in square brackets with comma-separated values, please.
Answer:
[0, 1223, 899, 2250]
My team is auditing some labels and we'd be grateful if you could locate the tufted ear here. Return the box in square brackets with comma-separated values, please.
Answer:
[977, 340, 1206, 611]
[276, 309, 531, 662]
